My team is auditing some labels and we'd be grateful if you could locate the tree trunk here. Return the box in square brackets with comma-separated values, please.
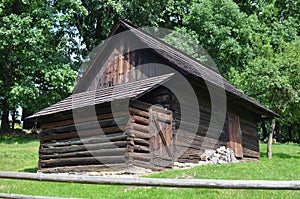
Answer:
[0, 100, 10, 132]
[275, 121, 282, 143]
[288, 126, 293, 142]
[1, 49, 13, 133]
[21, 108, 35, 129]
[11, 110, 16, 131]
[261, 121, 268, 141]
[267, 119, 276, 159]
[297, 124, 300, 144]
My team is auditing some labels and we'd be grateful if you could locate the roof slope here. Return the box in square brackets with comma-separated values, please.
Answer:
[116, 20, 278, 117]
[28, 73, 174, 119]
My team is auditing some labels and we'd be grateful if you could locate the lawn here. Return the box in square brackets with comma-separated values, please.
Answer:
[0, 135, 299, 198]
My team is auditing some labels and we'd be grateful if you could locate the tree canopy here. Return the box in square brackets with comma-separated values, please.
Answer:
[0, 0, 299, 141]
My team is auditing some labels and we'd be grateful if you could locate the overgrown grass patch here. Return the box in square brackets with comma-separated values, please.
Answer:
[0, 135, 299, 198]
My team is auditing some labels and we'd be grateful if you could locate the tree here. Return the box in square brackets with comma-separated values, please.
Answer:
[229, 39, 300, 141]
[0, 0, 77, 132]
[182, 0, 255, 74]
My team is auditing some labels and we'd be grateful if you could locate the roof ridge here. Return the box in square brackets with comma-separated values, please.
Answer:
[118, 19, 223, 76]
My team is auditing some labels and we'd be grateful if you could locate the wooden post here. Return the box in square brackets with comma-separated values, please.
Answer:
[267, 119, 276, 159]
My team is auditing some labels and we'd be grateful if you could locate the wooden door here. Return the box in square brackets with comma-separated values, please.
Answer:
[149, 106, 173, 168]
[227, 113, 243, 158]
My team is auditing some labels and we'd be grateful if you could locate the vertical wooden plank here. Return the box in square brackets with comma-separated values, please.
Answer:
[119, 54, 124, 84]
[136, 53, 142, 81]
[235, 115, 243, 158]
[228, 114, 234, 150]
[113, 50, 119, 86]
[150, 106, 173, 168]
[125, 48, 131, 83]
[227, 113, 243, 158]
[131, 52, 136, 82]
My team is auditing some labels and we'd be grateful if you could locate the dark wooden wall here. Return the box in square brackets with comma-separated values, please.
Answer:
[227, 96, 261, 159]
[38, 102, 129, 173]
[38, 100, 172, 173]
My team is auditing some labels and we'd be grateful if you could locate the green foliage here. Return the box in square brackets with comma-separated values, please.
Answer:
[0, 0, 77, 121]
[0, 0, 298, 138]
[229, 40, 300, 127]
[182, 0, 254, 73]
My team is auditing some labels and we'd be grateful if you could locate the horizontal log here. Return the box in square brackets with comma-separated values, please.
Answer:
[42, 111, 128, 129]
[40, 148, 127, 160]
[129, 130, 150, 139]
[39, 164, 128, 173]
[133, 138, 150, 146]
[153, 157, 173, 168]
[42, 125, 127, 142]
[131, 115, 150, 125]
[240, 119, 258, 130]
[131, 123, 149, 133]
[129, 107, 149, 118]
[134, 145, 150, 153]
[243, 148, 260, 158]
[129, 153, 151, 162]
[1, 171, 300, 190]
[41, 155, 126, 168]
[131, 160, 156, 170]
[42, 134, 127, 148]
[177, 158, 200, 164]
[176, 130, 220, 146]
[130, 100, 151, 111]
[40, 141, 128, 154]
[43, 117, 129, 134]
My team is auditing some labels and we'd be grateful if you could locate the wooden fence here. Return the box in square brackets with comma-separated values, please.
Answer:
[0, 171, 299, 199]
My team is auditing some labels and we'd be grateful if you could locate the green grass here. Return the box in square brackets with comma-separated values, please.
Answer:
[0, 135, 299, 198]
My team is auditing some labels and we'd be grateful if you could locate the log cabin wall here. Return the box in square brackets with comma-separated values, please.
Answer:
[227, 103, 260, 159]
[38, 102, 132, 173]
[127, 100, 153, 170]
[138, 78, 229, 164]
[38, 100, 168, 173]
[138, 75, 260, 163]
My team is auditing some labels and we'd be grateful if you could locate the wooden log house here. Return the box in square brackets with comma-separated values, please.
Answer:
[28, 20, 278, 173]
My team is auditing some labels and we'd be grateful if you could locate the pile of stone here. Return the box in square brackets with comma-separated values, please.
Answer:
[173, 146, 238, 169]
[200, 146, 237, 164]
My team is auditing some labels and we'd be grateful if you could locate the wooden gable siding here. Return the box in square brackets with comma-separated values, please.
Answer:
[85, 43, 176, 90]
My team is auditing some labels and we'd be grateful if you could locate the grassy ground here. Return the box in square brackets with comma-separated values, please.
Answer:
[0, 135, 299, 198]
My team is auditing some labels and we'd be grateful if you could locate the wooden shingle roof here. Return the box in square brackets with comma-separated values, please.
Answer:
[29, 20, 278, 119]
[114, 20, 278, 118]
[28, 73, 174, 119]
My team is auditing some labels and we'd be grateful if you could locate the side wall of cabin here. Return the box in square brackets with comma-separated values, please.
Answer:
[38, 100, 167, 173]
[138, 79, 260, 163]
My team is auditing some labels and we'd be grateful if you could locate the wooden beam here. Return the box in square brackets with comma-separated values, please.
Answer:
[0, 172, 300, 190]
[129, 107, 150, 118]
[131, 115, 150, 125]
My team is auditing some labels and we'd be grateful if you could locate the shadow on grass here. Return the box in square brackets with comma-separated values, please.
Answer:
[261, 152, 300, 159]
[20, 167, 38, 173]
